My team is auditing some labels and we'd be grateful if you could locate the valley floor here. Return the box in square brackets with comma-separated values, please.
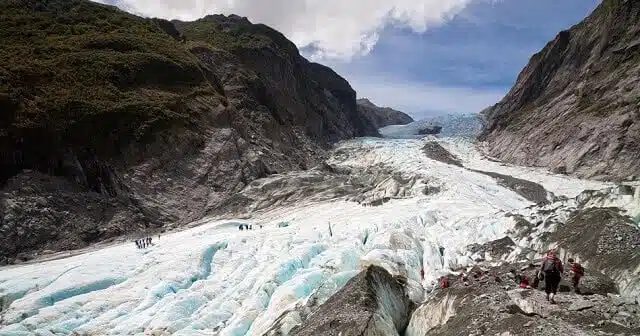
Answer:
[0, 137, 633, 336]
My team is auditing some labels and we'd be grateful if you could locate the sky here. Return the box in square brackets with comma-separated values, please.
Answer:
[97, 0, 601, 119]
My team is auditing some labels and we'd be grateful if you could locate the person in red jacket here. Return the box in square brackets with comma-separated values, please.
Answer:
[567, 258, 585, 294]
[519, 275, 530, 289]
[439, 276, 449, 289]
[540, 250, 564, 303]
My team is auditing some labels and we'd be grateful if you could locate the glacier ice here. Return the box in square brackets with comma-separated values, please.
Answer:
[0, 138, 612, 335]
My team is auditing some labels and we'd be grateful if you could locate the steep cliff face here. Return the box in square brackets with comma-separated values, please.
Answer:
[0, 1, 377, 263]
[175, 15, 380, 144]
[480, 0, 640, 181]
[356, 98, 414, 129]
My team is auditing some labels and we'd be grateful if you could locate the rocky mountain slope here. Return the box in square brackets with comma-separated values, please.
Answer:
[480, 0, 640, 182]
[356, 98, 414, 129]
[0, 0, 381, 264]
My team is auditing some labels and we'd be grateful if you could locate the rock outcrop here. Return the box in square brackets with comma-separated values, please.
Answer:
[0, 0, 379, 264]
[290, 265, 414, 336]
[417, 125, 443, 135]
[480, 0, 640, 181]
[356, 98, 414, 129]
[379, 121, 442, 139]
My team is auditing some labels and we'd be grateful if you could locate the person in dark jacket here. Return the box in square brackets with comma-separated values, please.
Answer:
[540, 250, 564, 303]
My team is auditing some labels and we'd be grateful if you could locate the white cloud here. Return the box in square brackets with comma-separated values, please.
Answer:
[346, 74, 505, 118]
[97, 0, 474, 60]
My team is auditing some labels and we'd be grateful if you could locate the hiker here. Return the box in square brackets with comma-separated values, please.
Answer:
[420, 267, 425, 280]
[440, 276, 449, 289]
[567, 258, 584, 294]
[540, 250, 563, 303]
[135, 240, 140, 249]
[148, 237, 152, 246]
[239, 225, 244, 231]
[460, 273, 470, 286]
[510, 270, 529, 288]
[519, 275, 530, 289]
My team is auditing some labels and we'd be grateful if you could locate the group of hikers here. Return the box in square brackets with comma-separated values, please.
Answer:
[516, 250, 585, 303]
[432, 250, 584, 304]
[134, 237, 154, 249]
[238, 224, 263, 231]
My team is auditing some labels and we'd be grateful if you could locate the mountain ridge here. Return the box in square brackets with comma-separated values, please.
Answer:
[480, 0, 640, 181]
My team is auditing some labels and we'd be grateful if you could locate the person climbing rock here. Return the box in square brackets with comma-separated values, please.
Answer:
[540, 250, 563, 303]
[420, 267, 425, 280]
[440, 276, 449, 289]
[567, 258, 584, 294]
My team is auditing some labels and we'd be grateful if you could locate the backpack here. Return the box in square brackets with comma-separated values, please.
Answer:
[543, 258, 560, 274]
[572, 263, 584, 276]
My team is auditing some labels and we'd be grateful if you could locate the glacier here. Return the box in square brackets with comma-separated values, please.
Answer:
[0, 137, 616, 336]
[378, 114, 483, 139]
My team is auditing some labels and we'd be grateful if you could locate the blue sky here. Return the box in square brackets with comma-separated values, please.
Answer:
[321, 0, 601, 119]
[99, 0, 601, 119]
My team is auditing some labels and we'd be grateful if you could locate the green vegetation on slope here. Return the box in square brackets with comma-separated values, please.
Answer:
[174, 15, 299, 58]
[0, 0, 220, 182]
